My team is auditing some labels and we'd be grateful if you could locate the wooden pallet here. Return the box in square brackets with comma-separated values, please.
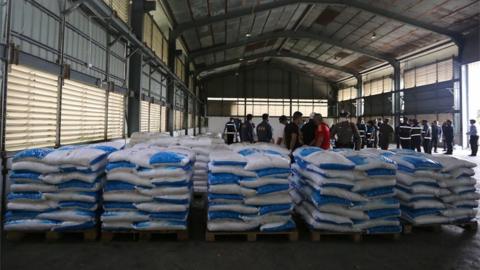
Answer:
[205, 230, 299, 242]
[309, 230, 400, 242]
[101, 230, 189, 241]
[6, 229, 98, 242]
[402, 220, 478, 234]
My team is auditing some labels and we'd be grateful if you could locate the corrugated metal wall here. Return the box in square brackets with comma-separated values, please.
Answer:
[10, 0, 127, 86]
[204, 63, 333, 100]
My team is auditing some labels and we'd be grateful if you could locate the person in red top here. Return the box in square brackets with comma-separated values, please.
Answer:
[313, 113, 331, 150]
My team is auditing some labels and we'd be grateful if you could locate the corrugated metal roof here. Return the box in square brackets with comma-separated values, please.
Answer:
[163, 0, 479, 80]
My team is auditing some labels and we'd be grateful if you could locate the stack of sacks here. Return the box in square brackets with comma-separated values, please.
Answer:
[383, 149, 448, 225]
[101, 144, 195, 231]
[207, 145, 295, 232]
[5, 142, 123, 231]
[425, 155, 479, 223]
[335, 149, 401, 233]
[180, 137, 228, 193]
[128, 132, 174, 147]
[291, 147, 401, 233]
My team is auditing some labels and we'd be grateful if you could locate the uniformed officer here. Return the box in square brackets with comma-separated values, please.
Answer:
[223, 117, 238, 144]
[357, 117, 367, 148]
[410, 119, 422, 152]
[421, 120, 432, 154]
[365, 120, 376, 148]
[398, 117, 412, 149]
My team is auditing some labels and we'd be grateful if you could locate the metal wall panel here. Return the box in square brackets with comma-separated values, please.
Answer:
[403, 83, 455, 115]
[11, 0, 60, 63]
[204, 64, 333, 100]
[65, 8, 107, 80]
[11, 0, 127, 86]
[363, 93, 392, 116]
[109, 40, 127, 85]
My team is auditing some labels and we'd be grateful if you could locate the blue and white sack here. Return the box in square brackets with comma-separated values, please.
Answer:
[101, 143, 193, 231]
[5, 141, 123, 231]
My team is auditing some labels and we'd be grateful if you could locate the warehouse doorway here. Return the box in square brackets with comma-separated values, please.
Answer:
[462, 61, 480, 148]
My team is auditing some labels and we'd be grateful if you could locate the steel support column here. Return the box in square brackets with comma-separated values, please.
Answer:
[184, 60, 190, 135]
[355, 75, 363, 117]
[453, 57, 462, 146]
[192, 78, 197, 136]
[127, 0, 145, 136]
[288, 71, 293, 117]
[55, 0, 68, 147]
[392, 61, 401, 126]
[0, 1, 13, 269]
[167, 31, 176, 136]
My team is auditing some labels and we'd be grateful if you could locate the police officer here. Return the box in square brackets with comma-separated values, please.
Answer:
[256, 113, 273, 143]
[240, 114, 255, 143]
[365, 120, 377, 148]
[467, 119, 478, 156]
[356, 117, 367, 148]
[330, 111, 361, 150]
[431, 120, 441, 153]
[443, 120, 454, 155]
[223, 117, 238, 145]
[398, 117, 412, 149]
[379, 118, 394, 150]
[410, 119, 422, 152]
[421, 120, 432, 154]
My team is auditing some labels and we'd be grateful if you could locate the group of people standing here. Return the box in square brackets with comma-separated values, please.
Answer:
[223, 112, 479, 157]
[395, 117, 478, 156]
[396, 117, 450, 154]
[223, 112, 331, 152]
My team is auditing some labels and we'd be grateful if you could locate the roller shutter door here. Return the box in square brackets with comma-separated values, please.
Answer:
[107, 92, 125, 139]
[5, 65, 59, 151]
[61, 80, 106, 144]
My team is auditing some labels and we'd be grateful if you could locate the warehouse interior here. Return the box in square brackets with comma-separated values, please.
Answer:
[1, 0, 480, 269]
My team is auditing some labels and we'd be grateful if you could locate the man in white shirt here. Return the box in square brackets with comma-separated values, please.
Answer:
[467, 119, 478, 157]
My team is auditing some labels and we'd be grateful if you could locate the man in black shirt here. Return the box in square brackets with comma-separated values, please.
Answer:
[379, 118, 394, 150]
[240, 114, 255, 143]
[443, 119, 454, 155]
[431, 120, 441, 153]
[301, 113, 317, 146]
[285, 111, 303, 155]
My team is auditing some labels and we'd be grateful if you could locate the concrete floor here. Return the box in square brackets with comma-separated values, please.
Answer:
[4, 149, 480, 270]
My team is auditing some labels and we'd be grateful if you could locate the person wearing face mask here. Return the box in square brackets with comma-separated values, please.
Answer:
[301, 112, 317, 146]
[365, 120, 376, 148]
[284, 111, 304, 157]
[330, 111, 360, 150]
[356, 117, 367, 149]
[313, 113, 331, 150]
[276, 115, 288, 146]
[240, 114, 255, 143]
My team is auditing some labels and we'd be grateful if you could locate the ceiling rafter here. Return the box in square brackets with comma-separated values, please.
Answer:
[195, 50, 361, 80]
[171, 0, 462, 45]
[189, 30, 396, 64]
[199, 61, 336, 84]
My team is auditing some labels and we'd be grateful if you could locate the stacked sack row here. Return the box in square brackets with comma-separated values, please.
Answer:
[385, 149, 479, 225]
[180, 136, 227, 193]
[207, 143, 296, 232]
[5, 142, 124, 231]
[101, 143, 195, 231]
[291, 147, 401, 233]
[428, 155, 478, 223]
